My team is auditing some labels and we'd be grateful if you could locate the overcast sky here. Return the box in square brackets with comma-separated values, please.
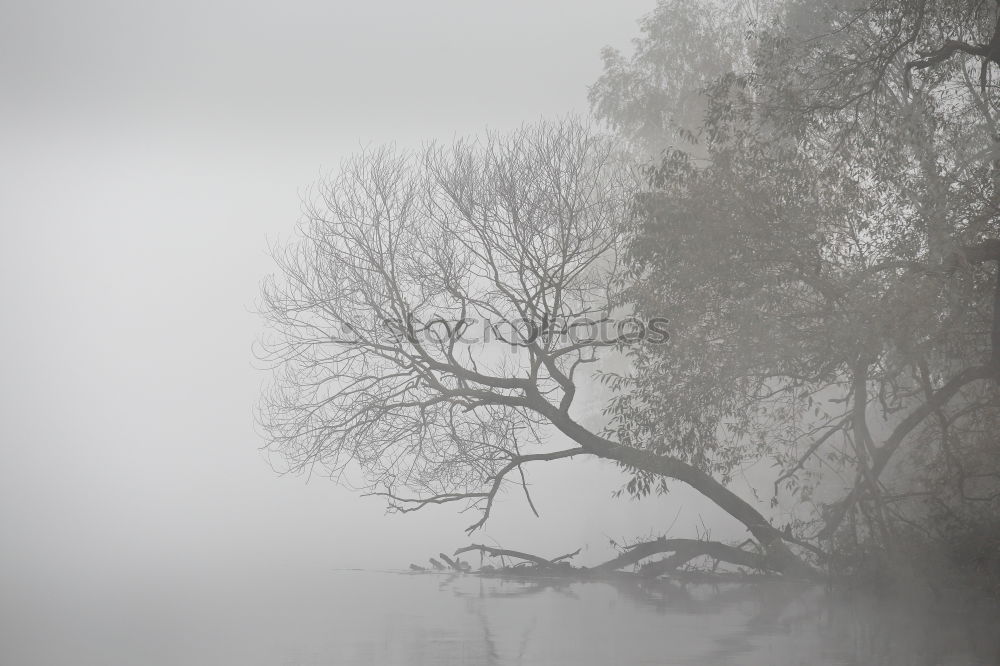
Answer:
[0, 0, 775, 619]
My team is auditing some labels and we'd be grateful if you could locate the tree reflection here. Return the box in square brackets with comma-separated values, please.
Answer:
[437, 575, 1000, 665]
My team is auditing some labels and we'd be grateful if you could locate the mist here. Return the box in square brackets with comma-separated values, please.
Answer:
[0, 1, 711, 660]
[4, 1, 1000, 664]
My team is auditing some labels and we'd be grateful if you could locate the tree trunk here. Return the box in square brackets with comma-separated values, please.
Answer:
[597, 443, 815, 577]
[538, 402, 816, 577]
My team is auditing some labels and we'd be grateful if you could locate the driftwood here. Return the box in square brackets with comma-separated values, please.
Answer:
[406, 538, 819, 581]
[454, 544, 581, 569]
[593, 538, 768, 574]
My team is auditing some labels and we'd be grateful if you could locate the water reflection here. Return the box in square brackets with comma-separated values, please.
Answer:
[3, 569, 998, 665]
[431, 573, 1000, 666]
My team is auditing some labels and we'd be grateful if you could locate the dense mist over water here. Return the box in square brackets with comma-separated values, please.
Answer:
[0, 0, 722, 657]
[4, 571, 999, 665]
[5, 0, 1000, 663]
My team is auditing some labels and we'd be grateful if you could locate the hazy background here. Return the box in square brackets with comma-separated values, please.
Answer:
[0, 0, 773, 631]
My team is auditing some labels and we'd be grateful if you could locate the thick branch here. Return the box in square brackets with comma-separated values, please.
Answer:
[592, 537, 770, 574]
[523, 397, 816, 575]
[906, 40, 991, 79]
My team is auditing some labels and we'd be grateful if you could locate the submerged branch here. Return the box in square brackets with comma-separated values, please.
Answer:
[593, 537, 770, 574]
[454, 544, 577, 568]
[447, 536, 816, 581]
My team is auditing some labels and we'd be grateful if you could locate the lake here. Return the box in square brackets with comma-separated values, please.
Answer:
[4, 569, 999, 665]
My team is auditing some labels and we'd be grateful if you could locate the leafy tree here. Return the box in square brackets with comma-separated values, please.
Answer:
[260, 0, 1000, 578]
[588, 0, 750, 154]
[594, 0, 1000, 555]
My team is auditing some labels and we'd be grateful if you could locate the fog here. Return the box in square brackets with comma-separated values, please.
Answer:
[0, 0, 779, 627]
[10, 2, 1000, 664]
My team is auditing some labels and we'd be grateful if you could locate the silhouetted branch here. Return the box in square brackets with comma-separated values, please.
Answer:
[820, 364, 995, 538]
[366, 447, 586, 533]
[454, 544, 564, 568]
[592, 537, 771, 574]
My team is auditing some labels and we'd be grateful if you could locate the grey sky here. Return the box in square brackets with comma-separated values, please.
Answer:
[0, 0, 768, 612]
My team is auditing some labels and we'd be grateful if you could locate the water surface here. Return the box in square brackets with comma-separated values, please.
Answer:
[4, 569, 998, 665]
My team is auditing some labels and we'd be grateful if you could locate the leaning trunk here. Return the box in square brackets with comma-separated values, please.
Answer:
[540, 404, 816, 577]
[599, 443, 815, 577]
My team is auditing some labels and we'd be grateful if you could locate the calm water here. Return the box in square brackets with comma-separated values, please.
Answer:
[4, 569, 999, 665]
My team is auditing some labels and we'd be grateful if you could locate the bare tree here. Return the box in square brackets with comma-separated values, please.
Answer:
[258, 118, 813, 576]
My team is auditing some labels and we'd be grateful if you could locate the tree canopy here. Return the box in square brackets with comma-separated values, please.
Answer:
[260, 0, 1000, 579]
[592, 0, 1000, 549]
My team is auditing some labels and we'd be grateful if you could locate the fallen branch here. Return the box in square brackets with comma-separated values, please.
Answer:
[454, 543, 578, 568]
[408, 537, 822, 582]
[592, 537, 769, 574]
